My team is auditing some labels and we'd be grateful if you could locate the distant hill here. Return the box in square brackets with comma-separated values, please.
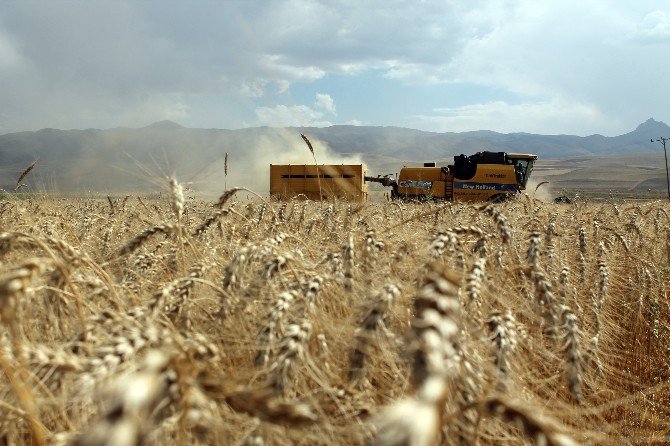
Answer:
[299, 118, 670, 159]
[0, 118, 668, 194]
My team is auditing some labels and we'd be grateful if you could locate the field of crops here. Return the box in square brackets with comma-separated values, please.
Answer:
[0, 186, 668, 445]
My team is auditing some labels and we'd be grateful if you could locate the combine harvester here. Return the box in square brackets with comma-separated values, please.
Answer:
[270, 151, 537, 202]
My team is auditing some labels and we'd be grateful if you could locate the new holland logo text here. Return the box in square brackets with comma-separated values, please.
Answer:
[454, 182, 517, 191]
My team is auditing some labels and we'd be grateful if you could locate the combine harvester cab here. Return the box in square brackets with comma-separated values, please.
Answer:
[452, 151, 537, 202]
[395, 151, 537, 202]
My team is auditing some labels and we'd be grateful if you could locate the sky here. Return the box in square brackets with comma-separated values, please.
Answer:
[1, 0, 669, 136]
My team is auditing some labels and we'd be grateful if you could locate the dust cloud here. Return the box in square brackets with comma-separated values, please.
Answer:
[197, 129, 364, 198]
[525, 178, 555, 202]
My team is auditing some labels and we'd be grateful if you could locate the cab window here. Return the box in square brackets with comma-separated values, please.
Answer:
[511, 159, 533, 186]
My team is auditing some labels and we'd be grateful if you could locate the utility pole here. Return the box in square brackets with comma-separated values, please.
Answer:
[652, 137, 670, 202]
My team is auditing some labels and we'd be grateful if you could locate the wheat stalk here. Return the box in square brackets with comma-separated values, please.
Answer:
[478, 397, 579, 446]
[349, 284, 400, 383]
[14, 161, 36, 192]
[118, 224, 176, 257]
[224, 151, 229, 191]
[373, 266, 461, 446]
[300, 133, 322, 201]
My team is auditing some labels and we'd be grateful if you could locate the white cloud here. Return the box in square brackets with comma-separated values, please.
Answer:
[1, 1, 669, 134]
[314, 93, 336, 115]
[254, 0, 473, 72]
[410, 99, 618, 135]
[383, 63, 448, 85]
[428, 2, 670, 133]
[238, 78, 268, 98]
[259, 54, 326, 83]
[274, 80, 291, 94]
[128, 97, 190, 123]
[630, 10, 670, 44]
[255, 93, 338, 127]
[0, 32, 22, 71]
[255, 105, 330, 127]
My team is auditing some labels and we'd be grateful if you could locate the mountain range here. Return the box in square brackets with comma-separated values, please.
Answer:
[0, 118, 668, 194]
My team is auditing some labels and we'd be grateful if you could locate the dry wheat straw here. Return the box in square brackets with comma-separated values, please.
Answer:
[216, 187, 243, 209]
[487, 310, 519, 378]
[193, 208, 230, 237]
[482, 204, 510, 244]
[169, 177, 184, 221]
[349, 284, 400, 383]
[303, 275, 324, 307]
[478, 397, 578, 446]
[1, 194, 669, 445]
[527, 230, 541, 266]
[578, 224, 587, 255]
[71, 350, 174, 446]
[118, 224, 175, 257]
[559, 305, 584, 403]
[268, 320, 311, 392]
[465, 257, 486, 316]
[0, 259, 48, 328]
[343, 233, 354, 291]
[224, 386, 318, 424]
[14, 161, 36, 191]
[106, 196, 115, 215]
[255, 290, 297, 366]
[373, 267, 461, 446]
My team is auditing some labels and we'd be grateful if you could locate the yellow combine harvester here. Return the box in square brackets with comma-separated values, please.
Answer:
[394, 152, 537, 201]
[269, 151, 537, 202]
[366, 151, 537, 202]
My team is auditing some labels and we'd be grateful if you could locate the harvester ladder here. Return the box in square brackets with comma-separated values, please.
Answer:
[445, 178, 454, 200]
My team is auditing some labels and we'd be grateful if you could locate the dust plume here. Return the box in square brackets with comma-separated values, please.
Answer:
[198, 128, 364, 198]
[526, 178, 554, 202]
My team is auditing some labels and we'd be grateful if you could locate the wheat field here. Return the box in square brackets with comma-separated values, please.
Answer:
[0, 185, 668, 445]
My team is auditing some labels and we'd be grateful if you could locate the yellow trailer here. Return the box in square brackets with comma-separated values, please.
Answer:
[270, 164, 368, 201]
